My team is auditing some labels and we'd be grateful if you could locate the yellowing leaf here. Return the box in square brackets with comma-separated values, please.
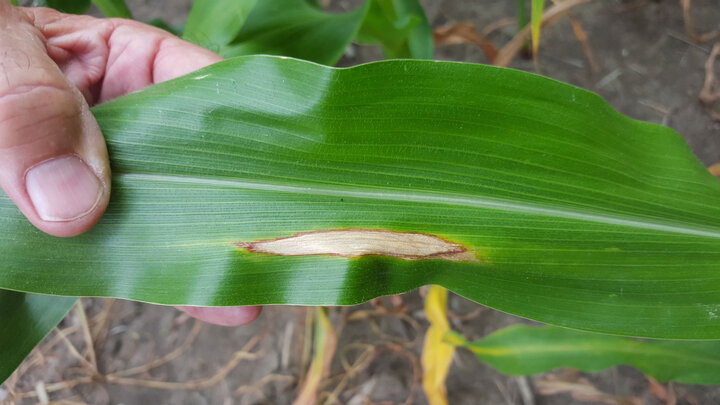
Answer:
[531, 0, 546, 56]
[422, 285, 455, 405]
[294, 307, 337, 405]
[447, 325, 720, 385]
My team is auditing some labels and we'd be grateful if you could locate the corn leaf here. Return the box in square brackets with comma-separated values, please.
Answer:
[294, 307, 337, 405]
[1, 56, 720, 339]
[31, 0, 90, 14]
[531, 0, 545, 55]
[447, 325, 720, 385]
[516, 0, 528, 31]
[304, 0, 322, 8]
[422, 286, 454, 405]
[185, 0, 432, 63]
[0, 290, 75, 384]
[91, 0, 132, 19]
[221, 0, 370, 65]
[183, 0, 257, 52]
[148, 18, 183, 37]
[357, 0, 433, 59]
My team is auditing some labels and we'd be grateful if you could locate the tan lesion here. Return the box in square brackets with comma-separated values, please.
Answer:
[235, 229, 478, 262]
[709, 163, 720, 178]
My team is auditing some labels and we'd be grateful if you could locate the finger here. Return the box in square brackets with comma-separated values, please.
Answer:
[129, 28, 263, 327]
[113, 25, 264, 327]
[150, 42, 263, 327]
[132, 29, 263, 328]
[149, 41, 263, 326]
[0, 3, 110, 237]
[99, 22, 222, 100]
[21, 9, 261, 326]
[24, 8, 222, 101]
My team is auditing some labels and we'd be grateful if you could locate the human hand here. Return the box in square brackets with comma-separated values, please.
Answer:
[0, 2, 260, 326]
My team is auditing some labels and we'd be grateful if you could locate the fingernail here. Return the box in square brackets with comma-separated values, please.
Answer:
[26, 155, 103, 222]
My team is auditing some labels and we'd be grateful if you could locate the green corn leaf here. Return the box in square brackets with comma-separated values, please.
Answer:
[447, 325, 720, 385]
[148, 18, 184, 37]
[357, 0, 433, 59]
[221, 0, 369, 64]
[32, 0, 90, 14]
[91, 0, 132, 18]
[183, 0, 257, 52]
[516, 0, 528, 31]
[531, 0, 545, 55]
[2, 56, 720, 340]
[0, 290, 75, 384]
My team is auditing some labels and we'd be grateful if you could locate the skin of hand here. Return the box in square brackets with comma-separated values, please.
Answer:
[0, 1, 261, 327]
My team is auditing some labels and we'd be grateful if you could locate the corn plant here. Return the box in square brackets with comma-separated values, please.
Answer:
[3, 0, 720, 400]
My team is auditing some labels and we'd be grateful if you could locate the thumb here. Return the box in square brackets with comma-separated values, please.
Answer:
[0, 3, 110, 237]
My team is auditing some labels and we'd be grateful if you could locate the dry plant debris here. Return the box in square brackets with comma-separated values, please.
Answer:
[535, 373, 644, 405]
[566, 13, 599, 72]
[708, 162, 720, 178]
[681, 0, 720, 43]
[646, 376, 677, 405]
[432, 0, 596, 69]
[1, 299, 267, 404]
[495, 0, 591, 67]
[700, 43, 720, 120]
[432, 22, 501, 62]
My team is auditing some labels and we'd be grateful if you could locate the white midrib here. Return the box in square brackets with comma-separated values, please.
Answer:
[121, 172, 720, 239]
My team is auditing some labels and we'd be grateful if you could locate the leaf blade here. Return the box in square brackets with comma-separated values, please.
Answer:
[0, 290, 75, 384]
[1, 56, 719, 338]
[221, 0, 369, 64]
[448, 325, 720, 385]
[531, 0, 545, 55]
[91, 0, 132, 18]
[422, 286, 454, 405]
[183, 0, 257, 52]
[32, 0, 91, 14]
[357, 0, 434, 59]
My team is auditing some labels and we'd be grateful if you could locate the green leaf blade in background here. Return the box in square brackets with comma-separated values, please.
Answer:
[357, 0, 434, 59]
[1, 56, 720, 339]
[0, 291, 75, 384]
[516, 0, 528, 32]
[91, 0, 132, 19]
[182, 0, 433, 63]
[531, 0, 545, 55]
[32, 0, 90, 14]
[221, 0, 370, 64]
[183, 0, 257, 52]
[447, 325, 720, 385]
[147, 18, 184, 37]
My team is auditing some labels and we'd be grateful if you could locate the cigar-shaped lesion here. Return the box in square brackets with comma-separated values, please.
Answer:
[235, 229, 478, 262]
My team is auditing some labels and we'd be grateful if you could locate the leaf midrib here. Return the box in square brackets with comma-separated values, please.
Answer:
[471, 341, 720, 366]
[119, 172, 720, 239]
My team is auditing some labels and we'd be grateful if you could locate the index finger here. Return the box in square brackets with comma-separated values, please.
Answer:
[24, 7, 222, 102]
